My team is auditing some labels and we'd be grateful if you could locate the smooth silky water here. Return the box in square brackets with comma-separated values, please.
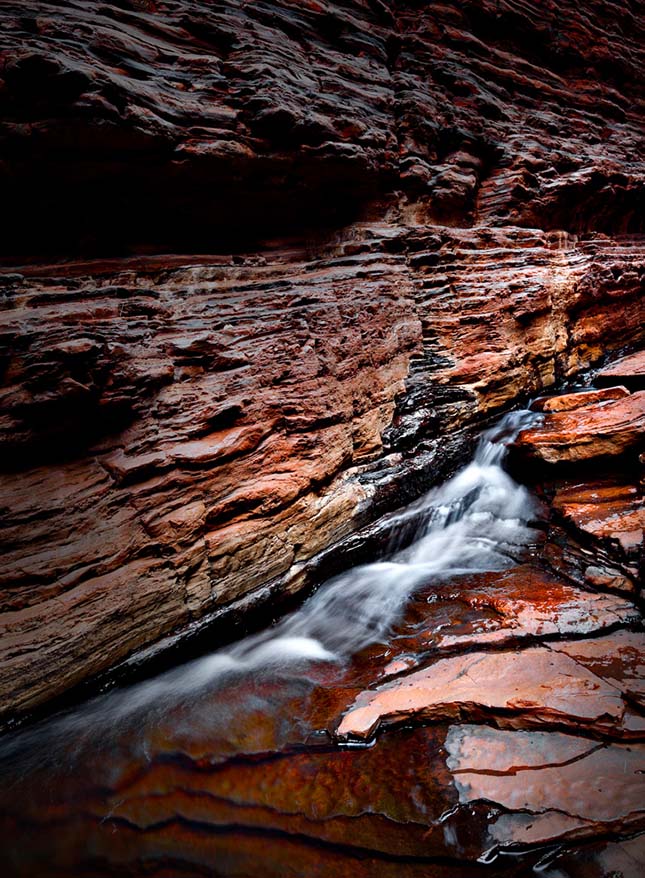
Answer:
[0, 410, 544, 874]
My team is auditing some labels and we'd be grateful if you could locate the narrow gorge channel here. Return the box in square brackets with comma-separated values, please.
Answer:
[1, 1, 644, 876]
[2, 379, 644, 876]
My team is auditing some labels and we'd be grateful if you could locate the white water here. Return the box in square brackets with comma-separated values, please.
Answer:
[0, 409, 540, 762]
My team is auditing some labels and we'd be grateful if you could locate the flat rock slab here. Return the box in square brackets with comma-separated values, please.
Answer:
[372, 565, 638, 681]
[515, 390, 645, 464]
[552, 479, 644, 559]
[446, 724, 645, 848]
[531, 385, 629, 412]
[550, 630, 645, 710]
[336, 644, 632, 741]
[597, 350, 645, 391]
[420, 566, 639, 653]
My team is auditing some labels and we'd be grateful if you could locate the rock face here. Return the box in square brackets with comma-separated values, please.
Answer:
[516, 389, 645, 463]
[552, 479, 644, 560]
[597, 350, 645, 391]
[1, 1, 645, 719]
[2, 0, 645, 258]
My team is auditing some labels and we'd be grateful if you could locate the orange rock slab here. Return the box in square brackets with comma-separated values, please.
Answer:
[515, 391, 645, 464]
[531, 385, 629, 413]
[336, 645, 629, 741]
[552, 479, 645, 559]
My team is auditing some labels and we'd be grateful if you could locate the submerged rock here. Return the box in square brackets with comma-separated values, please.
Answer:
[446, 725, 645, 848]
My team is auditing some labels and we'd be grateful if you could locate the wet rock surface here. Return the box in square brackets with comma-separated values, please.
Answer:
[1, 0, 645, 717]
[1, 431, 644, 876]
[515, 390, 645, 464]
[531, 385, 630, 413]
[552, 479, 644, 560]
[0, 2, 645, 875]
[447, 726, 644, 846]
[337, 643, 641, 741]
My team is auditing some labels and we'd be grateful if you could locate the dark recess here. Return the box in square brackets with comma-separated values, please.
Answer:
[2, 151, 387, 262]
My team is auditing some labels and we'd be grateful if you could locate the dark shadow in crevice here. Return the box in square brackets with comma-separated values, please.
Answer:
[1, 148, 391, 263]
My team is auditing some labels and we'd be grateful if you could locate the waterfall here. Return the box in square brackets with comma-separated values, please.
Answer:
[0, 409, 540, 764]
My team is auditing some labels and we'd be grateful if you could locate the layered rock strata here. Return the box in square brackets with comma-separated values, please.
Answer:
[336, 641, 644, 740]
[516, 389, 645, 464]
[598, 350, 645, 391]
[2, 381, 645, 872]
[1, 0, 645, 718]
[2, 0, 644, 256]
[3, 542, 643, 875]
[2, 235, 643, 721]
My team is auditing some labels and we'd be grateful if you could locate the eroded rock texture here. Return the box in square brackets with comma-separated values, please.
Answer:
[516, 390, 645, 463]
[2, 542, 643, 876]
[1, 0, 644, 719]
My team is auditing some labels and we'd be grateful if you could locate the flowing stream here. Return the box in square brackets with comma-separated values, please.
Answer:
[0, 409, 539, 768]
[1, 409, 561, 878]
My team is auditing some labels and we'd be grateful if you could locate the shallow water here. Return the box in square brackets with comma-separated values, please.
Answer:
[0, 411, 538, 759]
[2, 409, 641, 877]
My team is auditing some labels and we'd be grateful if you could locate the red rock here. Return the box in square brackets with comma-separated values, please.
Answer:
[531, 386, 629, 412]
[584, 564, 636, 594]
[552, 479, 645, 560]
[0, 0, 644, 720]
[550, 630, 645, 709]
[597, 350, 645, 390]
[336, 645, 630, 741]
[0, 3, 643, 876]
[425, 566, 638, 651]
[0, 726, 460, 865]
[373, 566, 639, 676]
[515, 392, 645, 464]
[446, 724, 645, 848]
[2, 1, 644, 258]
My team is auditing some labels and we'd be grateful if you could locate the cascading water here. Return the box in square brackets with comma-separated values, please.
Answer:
[0, 409, 540, 770]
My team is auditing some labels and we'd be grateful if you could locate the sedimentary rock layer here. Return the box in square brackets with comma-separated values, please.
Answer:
[598, 350, 645, 391]
[1, 0, 644, 717]
[336, 642, 644, 740]
[1, 1, 644, 256]
[2, 550, 642, 876]
[2, 233, 643, 719]
[552, 479, 644, 559]
[516, 390, 645, 464]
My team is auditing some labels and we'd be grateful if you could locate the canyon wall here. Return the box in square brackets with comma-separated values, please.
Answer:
[1, 0, 644, 720]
